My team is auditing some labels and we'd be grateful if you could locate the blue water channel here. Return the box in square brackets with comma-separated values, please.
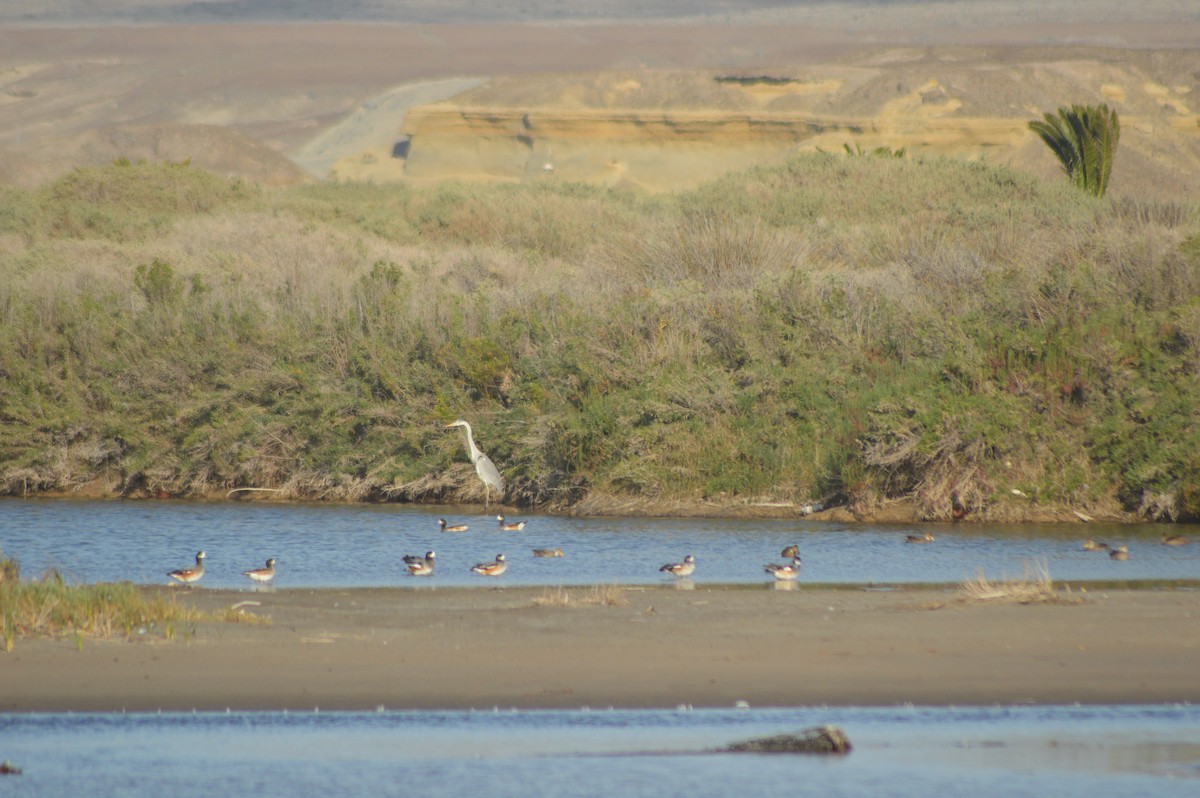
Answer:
[1, 705, 1198, 798]
[1, 498, 1197, 589]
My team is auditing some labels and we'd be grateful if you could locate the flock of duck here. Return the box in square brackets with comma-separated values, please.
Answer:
[164, 513, 829, 587]
[1081, 532, 1190, 560]
[164, 511, 1191, 588]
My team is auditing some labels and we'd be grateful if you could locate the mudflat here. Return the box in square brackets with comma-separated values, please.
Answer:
[4, 585, 1198, 712]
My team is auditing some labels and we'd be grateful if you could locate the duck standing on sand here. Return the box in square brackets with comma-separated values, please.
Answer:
[764, 557, 803, 581]
[659, 554, 696, 578]
[404, 551, 436, 577]
[905, 532, 935, 544]
[438, 518, 469, 533]
[168, 551, 206, 587]
[497, 515, 527, 531]
[471, 553, 507, 576]
[242, 558, 276, 584]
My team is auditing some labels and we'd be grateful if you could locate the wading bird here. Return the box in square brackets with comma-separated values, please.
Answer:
[764, 557, 803, 581]
[438, 518, 469, 533]
[497, 515, 526, 531]
[168, 551, 206, 587]
[471, 553, 507, 577]
[243, 558, 276, 584]
[659, 554, 696, 578]
[404, 551, 436, 577]
[445, 419, 504, 508]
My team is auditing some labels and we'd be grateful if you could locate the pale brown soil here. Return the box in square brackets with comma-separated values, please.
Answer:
[1, 5, 1198, 195]
[3, 585, 1198, 711]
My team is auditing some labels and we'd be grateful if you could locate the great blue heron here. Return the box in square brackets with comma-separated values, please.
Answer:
[242, 557, 276, 584]
[444, 419, 504, 508]
[168, 550, 206, 587]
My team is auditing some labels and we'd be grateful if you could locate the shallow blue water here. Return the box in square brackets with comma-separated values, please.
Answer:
[1, 705, 1197, 798]
[1, 498, 1198, 588]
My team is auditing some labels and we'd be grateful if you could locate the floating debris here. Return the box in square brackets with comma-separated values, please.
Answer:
[721, 725, 852, 755]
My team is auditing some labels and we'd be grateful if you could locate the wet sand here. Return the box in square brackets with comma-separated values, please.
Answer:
[3, 585, 1198, 712]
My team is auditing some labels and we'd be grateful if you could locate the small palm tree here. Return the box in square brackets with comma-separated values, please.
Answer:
[1028, 104, 1120, 197]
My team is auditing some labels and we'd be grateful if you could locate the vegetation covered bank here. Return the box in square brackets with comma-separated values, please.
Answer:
[1, 156, 1198, 521]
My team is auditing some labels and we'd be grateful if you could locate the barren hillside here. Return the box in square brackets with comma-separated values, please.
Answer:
[1, 2, 1198, 196]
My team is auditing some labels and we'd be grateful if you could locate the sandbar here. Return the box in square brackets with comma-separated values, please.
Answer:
[3, 585, 1198, 712]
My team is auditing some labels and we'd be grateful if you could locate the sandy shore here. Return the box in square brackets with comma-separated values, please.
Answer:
[3, 585, 1198, 712]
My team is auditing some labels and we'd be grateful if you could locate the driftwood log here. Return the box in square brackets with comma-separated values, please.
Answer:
[721, 725, 852, 754]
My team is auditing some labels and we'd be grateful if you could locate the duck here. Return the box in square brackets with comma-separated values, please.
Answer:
[497, 515, 527, 531]
[1109, 545, 1129, 560]
[905, 532, 935, 544]
[780, 544, 800, 559]
[242, 558, 277, 584]
[1082, 539, 1110, 552]
[404, 550, 436, 576]
[1161, 533, 1189, 546]
[532, 548, 564, 558]
[438, 518, 469, 533]
[764, 557, 803, 581]
[659, 554, 696, 578]
[167, 551, 206, 587]
[471, 553, 507, 576]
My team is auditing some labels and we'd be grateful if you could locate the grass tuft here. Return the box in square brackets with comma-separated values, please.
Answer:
[957, 559, 1078, 604]
[0, 561, 212, 648]
[532, 584, 628, 608]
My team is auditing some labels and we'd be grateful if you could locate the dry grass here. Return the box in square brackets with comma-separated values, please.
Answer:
[532, 584, 629, 608]
[957, 559, 1079, 605]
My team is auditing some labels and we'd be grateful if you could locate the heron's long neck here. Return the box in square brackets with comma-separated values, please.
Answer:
[463, 426, 483, 461]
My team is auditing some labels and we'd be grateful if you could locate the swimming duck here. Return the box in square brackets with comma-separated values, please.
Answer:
[1162, 533, 1189, 546]
[242, 558, 276, 584]
[780, 544, 800, 559]
[438, 518, 469, 533]
[532, 548, 564, 558]
[167, 551, 206, 587]
[1109, 545, 1129, 560]
[659, 554, 696, 578]
[471, 553, 508, 576]
[404, 550, 436, 576]
[764, 557, 803, 581]
[1082, 539, 1110, 552]
[905, 532, 935, 544]
[497, 515, 527, 531]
